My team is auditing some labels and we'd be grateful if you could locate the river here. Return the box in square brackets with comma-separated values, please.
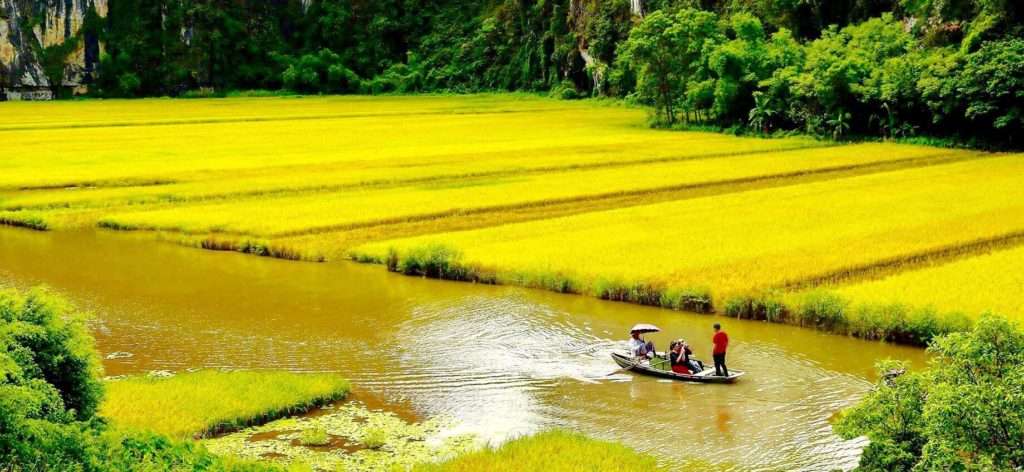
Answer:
[0, 227, 926, 471]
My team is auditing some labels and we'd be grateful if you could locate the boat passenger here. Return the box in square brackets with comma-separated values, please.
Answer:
[629, 331, 655, 360]
[669, 341, 692, 374]
[712, 323, 729, 377]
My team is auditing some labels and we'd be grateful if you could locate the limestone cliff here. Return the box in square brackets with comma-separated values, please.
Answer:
[0, 0, 106, 100]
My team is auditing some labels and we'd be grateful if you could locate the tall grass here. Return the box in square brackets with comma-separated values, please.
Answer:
[100, 370, 350, 440]
[414, 430, 663, 472]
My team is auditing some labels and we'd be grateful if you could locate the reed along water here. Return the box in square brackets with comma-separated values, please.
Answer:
[0, 227, 926, 471]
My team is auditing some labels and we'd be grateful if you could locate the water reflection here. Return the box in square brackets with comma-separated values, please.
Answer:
[0, 228, 925, 471]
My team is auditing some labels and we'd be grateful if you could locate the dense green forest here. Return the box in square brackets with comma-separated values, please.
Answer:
[82, 0, 1022, 144]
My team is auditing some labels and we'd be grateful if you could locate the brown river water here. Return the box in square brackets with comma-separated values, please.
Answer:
[0, 227, 927, 471]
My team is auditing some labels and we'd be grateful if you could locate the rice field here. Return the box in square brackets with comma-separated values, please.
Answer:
[351, 156, 1024, 302]
[831, 245, 1024, 319]
[100, 370, 350, 439]
[3, 94, 1022, 341]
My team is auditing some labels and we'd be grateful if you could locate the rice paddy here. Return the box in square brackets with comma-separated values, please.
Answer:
[831, 245, 1024, 319]
[4, 94, 1022, 342]
[100, 370, 351, 439]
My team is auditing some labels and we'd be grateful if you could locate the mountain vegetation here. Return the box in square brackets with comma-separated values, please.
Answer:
[75, 0, 1024, 146]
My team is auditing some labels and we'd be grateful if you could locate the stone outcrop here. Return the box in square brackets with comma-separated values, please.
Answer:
[0, 0, 106, 100]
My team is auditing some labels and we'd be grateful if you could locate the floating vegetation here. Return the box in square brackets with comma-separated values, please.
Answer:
[203, 402, 476, 471]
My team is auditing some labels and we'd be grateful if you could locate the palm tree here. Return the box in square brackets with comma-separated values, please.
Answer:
[827, 110, 851, 141]
[748, 92, 775, 134]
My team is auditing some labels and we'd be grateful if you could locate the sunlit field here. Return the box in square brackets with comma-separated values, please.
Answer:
[3, 94, 1022, 339]
[831, 245, 1024, 320]
[352, 156, 1024, 301]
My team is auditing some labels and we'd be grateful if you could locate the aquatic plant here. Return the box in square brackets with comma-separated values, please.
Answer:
[100, 370, 351, 439]
[300, 427, 329, 447]
[203, 402, 476, 471]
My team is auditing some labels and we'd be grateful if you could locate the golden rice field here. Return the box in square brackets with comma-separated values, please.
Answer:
[3, 94, 1023, 336]
[351, 156, 1024, 301]
[831, 245, 1024, 318]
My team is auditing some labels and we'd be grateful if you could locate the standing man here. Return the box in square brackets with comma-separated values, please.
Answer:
[712, 323, 729, 377]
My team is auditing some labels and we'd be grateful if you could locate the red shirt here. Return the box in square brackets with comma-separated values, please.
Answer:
[712, 331, 729, 354]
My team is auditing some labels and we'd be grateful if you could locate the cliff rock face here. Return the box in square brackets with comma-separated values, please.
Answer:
[0, 0, 107, 100]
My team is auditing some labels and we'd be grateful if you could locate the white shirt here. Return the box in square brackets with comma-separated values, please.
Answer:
[628, 337, 648, 357]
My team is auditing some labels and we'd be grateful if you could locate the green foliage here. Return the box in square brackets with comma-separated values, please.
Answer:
[0, 287, 277, 471]
[618, 8, 722, 124]
[794, 291, 847, 330]
[0, 287, 103, 421]
[837, 314, 1024, 470]
[32, 0, 1022, 147]
[279, 49, 363, 94]
[957, 38, 1024, 133]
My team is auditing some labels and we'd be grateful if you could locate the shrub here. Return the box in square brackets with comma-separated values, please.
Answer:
[397, 244, 462, 279]
[837, 314, 1024, 470]
[794, 291, 847, 330]
[661, 287, 713, 313]
[723, 293, 786, 322]
[0, 287, 282, 471]
[0, 287, 103, 420]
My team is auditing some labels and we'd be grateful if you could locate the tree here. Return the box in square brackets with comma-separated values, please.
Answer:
[957, 38, 1024, 136]
[618, 9, 721, 124]
[837, 314, 1024, 471]
[748, 91, 775, 132]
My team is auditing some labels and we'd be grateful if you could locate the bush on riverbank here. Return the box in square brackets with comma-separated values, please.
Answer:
[415, 430, 663, 472]
[0, 286, 275, 471]
[836, 314, 1024, 471]
[101, 370, 351, 439]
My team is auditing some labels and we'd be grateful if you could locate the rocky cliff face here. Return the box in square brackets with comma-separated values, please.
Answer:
[0, 0, 106, 100]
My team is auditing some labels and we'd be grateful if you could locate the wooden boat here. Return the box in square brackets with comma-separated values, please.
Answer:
[610, 351, 745, 383]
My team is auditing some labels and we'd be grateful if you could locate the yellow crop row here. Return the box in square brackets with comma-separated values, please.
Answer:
[0, 98, 809, 192]
[830, 245, 1024, 319]
[92, 143, 963, 237]
[351, 155, 1024, 302]
[0, 93, 573, 130]
[0, 133, 813, 212]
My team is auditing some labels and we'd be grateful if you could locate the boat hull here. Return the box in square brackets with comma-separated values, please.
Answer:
[611, 351, 744, 383]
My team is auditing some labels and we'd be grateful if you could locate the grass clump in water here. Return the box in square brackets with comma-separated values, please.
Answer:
[415, 430, 663, 471]
[300, 427, 329, 446]
[101, 370, 351, 439]
[361, 426, 388, 449]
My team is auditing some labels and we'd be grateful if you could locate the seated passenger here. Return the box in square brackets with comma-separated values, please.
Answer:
[670, 341, 693, 374]
[629, 331, 655, 360]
